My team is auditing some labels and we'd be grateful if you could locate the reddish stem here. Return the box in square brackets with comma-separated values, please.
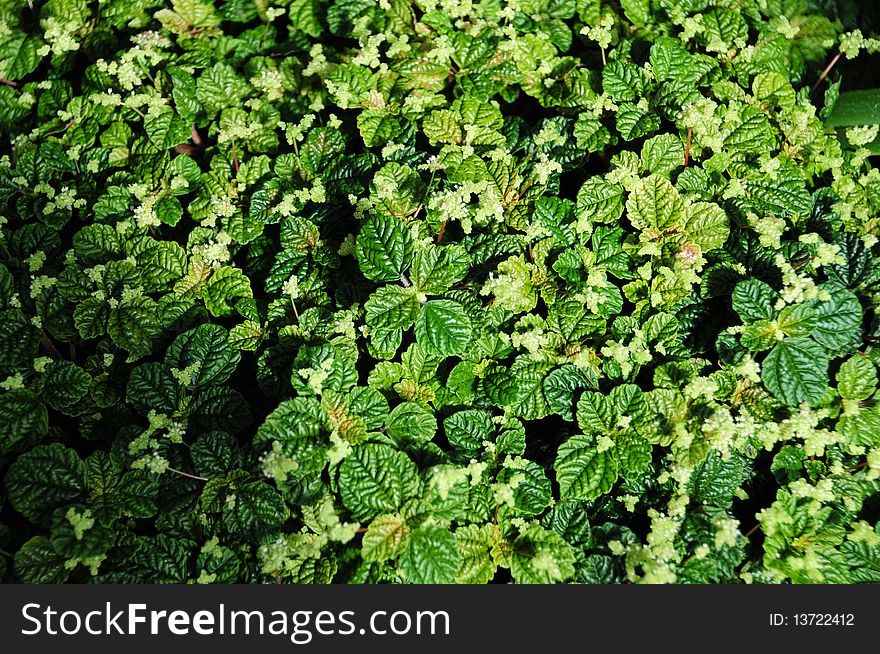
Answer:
[813, 52, 842, 90]
[684, 127, 692, 167]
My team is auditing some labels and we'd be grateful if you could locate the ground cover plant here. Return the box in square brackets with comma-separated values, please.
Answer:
[1, 0, 879, 585]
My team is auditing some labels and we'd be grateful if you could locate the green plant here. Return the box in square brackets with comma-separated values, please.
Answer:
[1, 0, 879, 585]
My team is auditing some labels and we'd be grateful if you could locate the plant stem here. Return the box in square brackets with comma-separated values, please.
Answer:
[813, 52, 842, 90]
[166, 467, 208, 482]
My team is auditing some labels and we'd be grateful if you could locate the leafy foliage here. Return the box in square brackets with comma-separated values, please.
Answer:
[0, 0, 879, 585]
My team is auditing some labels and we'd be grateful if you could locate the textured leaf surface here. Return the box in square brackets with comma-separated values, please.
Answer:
[762, 337, 830, 406]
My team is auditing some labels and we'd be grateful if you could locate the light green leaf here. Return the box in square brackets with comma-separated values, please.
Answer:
[338, 444, 420, 521]
[455, 524, 499, 584]
[398, 525, 460, 584]
[365, 285, 420, 331]
[837, 355, 876, 401]
[626, 175, 684, 231]
[685, 202, 729, 251]
[510, 526, 576, 584]
[576, 178, 625, 225]
[554, 435, 618, 500]
[202, 267, 253, 317]
[362, 514, 409, 563]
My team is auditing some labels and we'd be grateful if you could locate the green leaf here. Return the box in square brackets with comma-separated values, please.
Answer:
[685, 202, 729, 251]
[444, 409, 494, 455]
[356, 215, 414, 282]
[166, 324, 241, 388]
[827, 233, 880, 291]
[14, 536, 69, 583]
[225, 479, 287, 535]
[338, 444, 421, 521]
[499, 461, 551, 516]
[73, 298, 110, 340]
[107, 297, 159, 357]
[103, 535, 190, 583]
[761, 337, 830, 407]
[144, 109, 192, 150]
[202, 267, 253, 317]
[49, 505, 115, 559]
[824, 89, 880, 153]
[365, 285, 420, 330]
[131, 237, 187, 290]
[483, 358, 551, 420]
[650, 37, 715, 84]
[698, 8, 748, 51]
[289, 0, 324, 37]
[626, 175, 684, 231]
[5, 444, 88, 525]
[725, 105, 778, 154]
[455, 524, 499, 584]
[415, 299, 472, 357]
[688, 451, 746, 509]
[620, 0, 650, 25]
[411, 244, 469, 295]
[544, 365, 590, 421]
[573, 115, 612, 152]
[641, 133, 684, 176]
[576, 392, 615, 434]
[776, 303, 818, 338]
[616, 103, 660, 141]
[386, 401, 437, 444]
[196, 63, 248, 116]
[510, 526, 576, 584]
[362, 514, 409, 563]
[837, 355, 876, 401]
[398, 525, 460, 584]
[191, 431, 241, 477]
[603, 61, 652, 102]
[554, 435, 618, 500]
[168, 65, 201, 121]
[127, 363, 181, 414]
[811, 282, 862, 355]
[576, 178, 625, 225]
[732, 279, 778, 323]
[357, 111, 402, 148]
[0, 389, 48, 454]
[86, 453, 158, 522]
[41, 360, 90, 412]
[0, 32, 43, 81]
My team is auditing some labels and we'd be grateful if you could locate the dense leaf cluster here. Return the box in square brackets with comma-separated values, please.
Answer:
[1, 0, 879, 584]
